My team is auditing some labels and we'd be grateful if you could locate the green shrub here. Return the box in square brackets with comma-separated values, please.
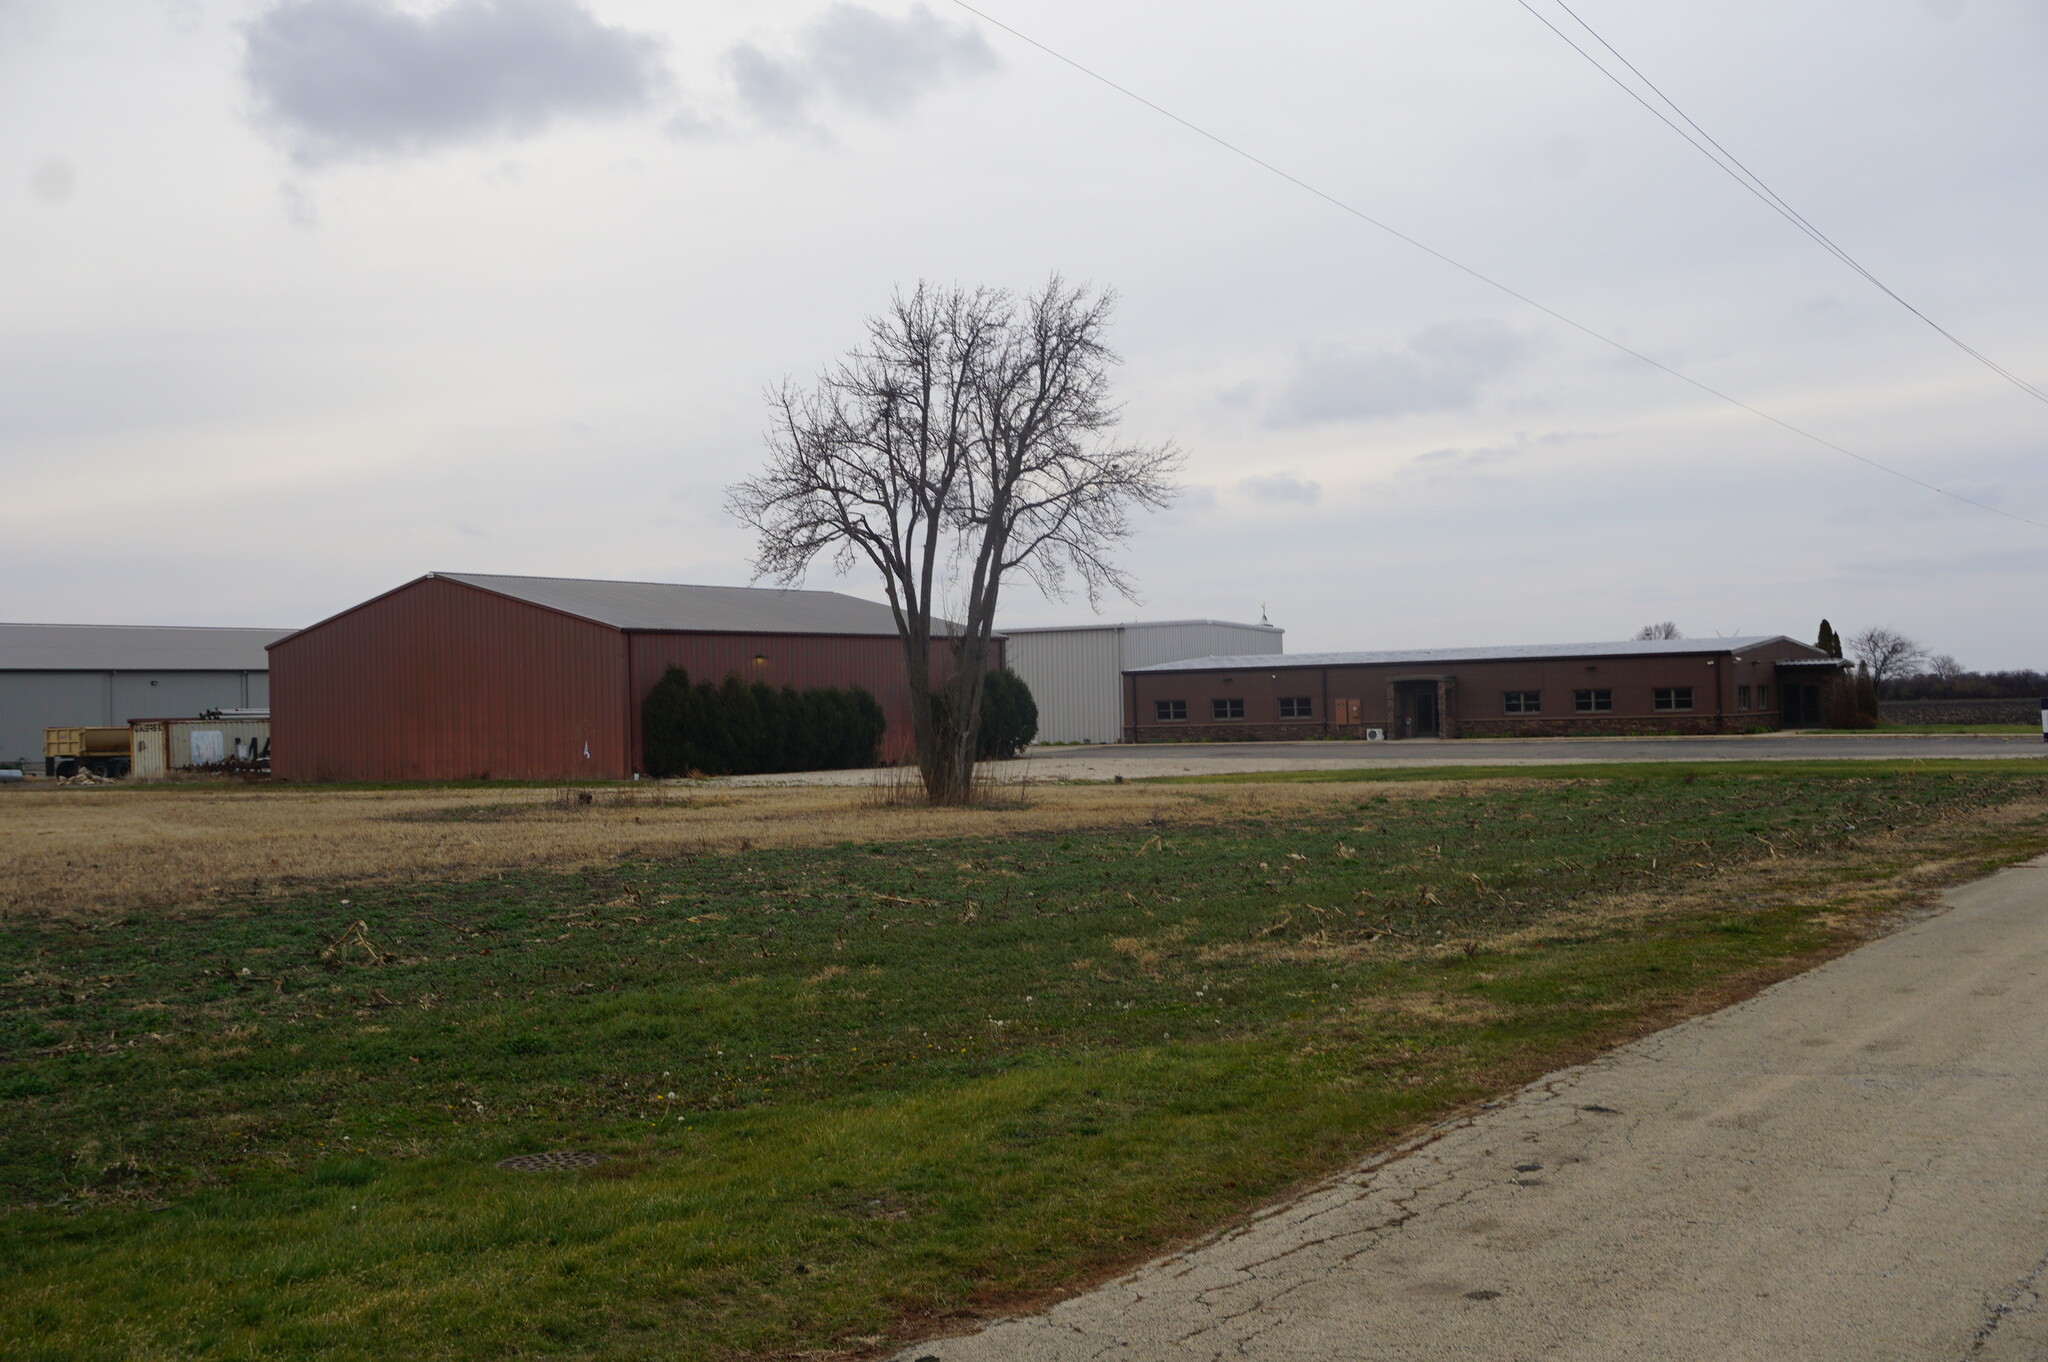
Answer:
[642, 668, 886, 776]
[977, 667, 1039, 760]
[640, 667, 700, 777]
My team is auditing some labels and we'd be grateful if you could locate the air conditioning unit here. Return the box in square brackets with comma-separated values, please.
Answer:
[1364, 728, 1385, 741]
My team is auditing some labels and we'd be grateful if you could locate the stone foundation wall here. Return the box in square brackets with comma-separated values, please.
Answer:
[1878, 697, 2039, 726]
[1455, 714, 1753, 738]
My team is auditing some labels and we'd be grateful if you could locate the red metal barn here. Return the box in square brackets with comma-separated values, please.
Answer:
[269, 573, 993, 781]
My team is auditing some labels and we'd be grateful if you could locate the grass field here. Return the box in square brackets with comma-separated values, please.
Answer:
[4, 765, 2048, 1360]
[0, 778, 1302, 920]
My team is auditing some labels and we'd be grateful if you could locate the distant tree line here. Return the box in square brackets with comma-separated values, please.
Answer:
[642, 670, 887, 777]
[1883, 669, 2048, 702]
[1810, 619, 2040, 704]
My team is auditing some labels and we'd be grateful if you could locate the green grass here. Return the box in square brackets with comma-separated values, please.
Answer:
[5, 769, 2048, 1359]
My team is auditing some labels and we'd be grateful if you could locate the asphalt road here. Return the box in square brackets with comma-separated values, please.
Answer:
[1041, 733, 2042, 765]
[896, 855, 2048, 1361]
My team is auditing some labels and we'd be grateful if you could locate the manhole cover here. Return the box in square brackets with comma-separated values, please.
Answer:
[496, 1150, 609, 1172]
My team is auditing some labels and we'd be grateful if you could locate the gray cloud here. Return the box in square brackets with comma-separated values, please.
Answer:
[28, 157, 74, 203]
[728, 4, 996, 130]
[1240, 472, 1321, 504]
[243, 0, 668, 164]
[1269, 320, 1533, 425]
[1412, 444, 1516, 470]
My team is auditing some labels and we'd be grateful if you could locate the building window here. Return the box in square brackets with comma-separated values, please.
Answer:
[1653, 687, 1694, 711]
[1278, 696, 1313, 719]
[1737, 685, 1752, 711]
[1212, 697, 1246, 721]
[1574, 689, 1613, 713]
[1757, 684, 1771, 710]
[1154, 699, 1187, 722]
[1503, 690, 1541, 714]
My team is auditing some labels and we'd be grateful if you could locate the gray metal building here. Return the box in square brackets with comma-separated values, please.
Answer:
[1002, 619, 1284, 743]
[0, 624, 289, 766]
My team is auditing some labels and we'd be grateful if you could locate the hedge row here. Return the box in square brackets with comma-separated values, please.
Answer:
[642, 670, 886, 777]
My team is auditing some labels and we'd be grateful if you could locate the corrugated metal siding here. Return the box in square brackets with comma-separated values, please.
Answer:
[0, 674, 106, 764]
[271, 576, 629, 782]
[0, 670, 264, 766]
[1007, 628, 1123, 743]
[112, 672, 258, 724]
[273, 574, 989, 780]
[1005, 622, 1284, 743]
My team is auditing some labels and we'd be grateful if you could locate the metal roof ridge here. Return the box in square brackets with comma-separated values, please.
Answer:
[999, 618, 1281, 632]
[433, 570, 855, 597]
[1126, 634, 1805, 673]
[0, 621, 293, 632]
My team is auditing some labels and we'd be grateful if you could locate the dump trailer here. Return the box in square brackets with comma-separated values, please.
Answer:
[44, 727, 132, 778]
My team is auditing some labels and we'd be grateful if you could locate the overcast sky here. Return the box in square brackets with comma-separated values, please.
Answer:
[4, 0, 2045, 665]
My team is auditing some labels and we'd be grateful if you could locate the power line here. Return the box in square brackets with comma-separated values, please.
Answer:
[1517, 0, 2048, 407]
[945, 0, 2045, 532]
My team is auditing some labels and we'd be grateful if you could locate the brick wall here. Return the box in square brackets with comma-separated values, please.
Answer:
[1457, 714, 1742, 738]
[1124, 723, 1350, 743]
[1123, 714, 1753, 741]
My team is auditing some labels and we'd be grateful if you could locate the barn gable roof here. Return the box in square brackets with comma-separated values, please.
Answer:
[0, 623, 289, 671]
[435, 572, 916, 636]
[1131, 635, 1813, 673]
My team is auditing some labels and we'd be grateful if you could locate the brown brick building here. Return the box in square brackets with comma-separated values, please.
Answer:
[1123, 636, 1840, 741]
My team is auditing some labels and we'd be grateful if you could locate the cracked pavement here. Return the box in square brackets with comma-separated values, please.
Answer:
[896, 855, 2048, 1360]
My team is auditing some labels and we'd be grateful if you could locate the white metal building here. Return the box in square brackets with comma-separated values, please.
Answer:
[1002, 619, 1284, 743]
[0, 624, 290, 766]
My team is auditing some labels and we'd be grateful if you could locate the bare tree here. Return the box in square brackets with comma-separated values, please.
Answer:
[1845, 626, 1928, 687]
[727, 278, 1180, 804]
[1633, 621, 1683, 640]
[1927, 653, 1964, 681]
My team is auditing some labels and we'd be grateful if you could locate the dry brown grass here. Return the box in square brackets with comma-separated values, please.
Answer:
[0, 778, 1469, 920]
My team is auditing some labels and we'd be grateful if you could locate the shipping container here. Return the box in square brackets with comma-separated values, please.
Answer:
[130, 718, 272, 779]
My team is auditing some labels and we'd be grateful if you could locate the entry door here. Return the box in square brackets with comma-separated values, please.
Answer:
[1412, 689, 1439, 737]
[1782, 683, 1822, 727]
